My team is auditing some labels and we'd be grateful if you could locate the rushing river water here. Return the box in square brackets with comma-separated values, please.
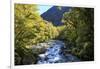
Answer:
[37, 40, 80, 64]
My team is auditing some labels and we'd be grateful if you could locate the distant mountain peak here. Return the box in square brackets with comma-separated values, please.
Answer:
[41, 6, 71, 26]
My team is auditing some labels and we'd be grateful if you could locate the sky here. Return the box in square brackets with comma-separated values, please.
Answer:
[38, 5, 53, 15]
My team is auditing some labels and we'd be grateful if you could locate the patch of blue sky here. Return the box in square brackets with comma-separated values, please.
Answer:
[38, 5, 53, 15]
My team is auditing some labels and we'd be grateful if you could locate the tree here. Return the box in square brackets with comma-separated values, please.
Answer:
[15, 4, 59, 65]
[62, 7, 94, 61]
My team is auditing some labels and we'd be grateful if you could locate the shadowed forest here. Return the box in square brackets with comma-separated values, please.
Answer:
[15, 4, 94, 65]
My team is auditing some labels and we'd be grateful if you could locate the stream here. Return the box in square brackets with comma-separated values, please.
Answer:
[37, 40, 80, 64]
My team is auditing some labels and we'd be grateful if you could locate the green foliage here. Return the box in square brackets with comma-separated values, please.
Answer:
[15, 4, 94, 64]
[61, 8, 94, 61]
[15, 4, 59, 65]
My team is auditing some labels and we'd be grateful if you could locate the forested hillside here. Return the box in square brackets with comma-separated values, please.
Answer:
[59, 8, 94, 61]
[15, 4, 59, 65]
[15, 4, 94, 65]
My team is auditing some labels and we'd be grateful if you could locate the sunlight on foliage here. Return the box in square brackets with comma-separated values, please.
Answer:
[15, 4, 94, 65]
[15, 4, 59, 65]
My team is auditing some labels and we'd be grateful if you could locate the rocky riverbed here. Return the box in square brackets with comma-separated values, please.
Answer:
[32, 40, 80, 64]
[19, 40, 80, 65]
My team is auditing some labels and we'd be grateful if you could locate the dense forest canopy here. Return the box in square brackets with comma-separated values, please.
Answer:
[15, 4, 94, 65]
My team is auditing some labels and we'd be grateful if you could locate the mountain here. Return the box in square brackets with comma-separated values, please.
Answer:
[41, 6, 71, 26]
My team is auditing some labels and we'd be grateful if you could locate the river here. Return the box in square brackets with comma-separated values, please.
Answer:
[36, 40, 80, 64]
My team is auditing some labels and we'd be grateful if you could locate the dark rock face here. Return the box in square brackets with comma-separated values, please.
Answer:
[37, 40, 80, 64]
[41, 6, 71, 26]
